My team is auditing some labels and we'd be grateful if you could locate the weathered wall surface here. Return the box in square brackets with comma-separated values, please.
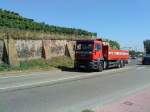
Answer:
[0, 40, 3, 63]
[16, 40, 42, 60]
[0, 37, 76, 65]
[15, 39, 75, 60]
[47, 40, 67, 57]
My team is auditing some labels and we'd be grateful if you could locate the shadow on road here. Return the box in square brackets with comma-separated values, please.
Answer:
[57, 66, 95, 73]
[58, 66, 75, 72]
[57, 66, 125, 73]
[136, 64, 150, 68]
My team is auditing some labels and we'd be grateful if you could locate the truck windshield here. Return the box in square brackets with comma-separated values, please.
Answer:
[76, 42, 93, 51]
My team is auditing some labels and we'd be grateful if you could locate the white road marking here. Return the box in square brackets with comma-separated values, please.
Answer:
[0, 77, 78, 90]
[0, 67, 132, 91]
[0, 66, 131, 79]
[136, 67, 145, 70]
[0, 71, 62, 79]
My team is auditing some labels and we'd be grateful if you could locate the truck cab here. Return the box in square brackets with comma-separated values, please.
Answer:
[74, 39, 104, 71]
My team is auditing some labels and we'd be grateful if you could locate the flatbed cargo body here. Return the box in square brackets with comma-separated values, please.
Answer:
[107, 49, 129, 60]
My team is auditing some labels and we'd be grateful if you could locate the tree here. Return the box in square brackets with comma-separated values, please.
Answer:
[103, 39, 120, 49]
[129, 50, 143, 57]
[143, 39, 150, 54]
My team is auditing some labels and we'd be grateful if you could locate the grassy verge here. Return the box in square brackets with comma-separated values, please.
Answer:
[82, 109, 95, 112]
[0, 56, 73, 72]
[0, 28, 93, 40]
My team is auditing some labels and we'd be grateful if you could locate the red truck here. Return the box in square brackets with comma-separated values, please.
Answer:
[74, 38, 129, 72]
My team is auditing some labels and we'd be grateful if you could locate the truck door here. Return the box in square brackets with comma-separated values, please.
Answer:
[94, 43, 102, 60]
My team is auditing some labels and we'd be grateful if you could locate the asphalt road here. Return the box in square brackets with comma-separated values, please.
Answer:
[0, 61, 150, 112]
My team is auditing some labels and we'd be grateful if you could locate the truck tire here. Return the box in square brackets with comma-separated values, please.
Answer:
[122, 60, 125, 67]
[117, 60, 121, 68]
[97, 62, 103, 72]
[120, 60, 124, 68]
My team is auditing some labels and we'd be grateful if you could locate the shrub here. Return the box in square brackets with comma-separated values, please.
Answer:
[82, 109, 95, 112]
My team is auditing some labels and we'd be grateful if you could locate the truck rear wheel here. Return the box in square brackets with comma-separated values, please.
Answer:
[122, 60, 125, 67]
[120, 60, 124, 68]
[118, 60, 124, 68]
[117, 60, 122, 68]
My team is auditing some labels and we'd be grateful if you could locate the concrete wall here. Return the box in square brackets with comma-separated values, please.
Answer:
[15, 39, 75, 60]
[0, 38, 75, 65]
[47, 40, 67, 57]
[0, 40, 3, 63]
[16, 40, 42, 60]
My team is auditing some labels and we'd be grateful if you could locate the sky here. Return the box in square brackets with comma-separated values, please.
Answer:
[0, 0, 150, 51]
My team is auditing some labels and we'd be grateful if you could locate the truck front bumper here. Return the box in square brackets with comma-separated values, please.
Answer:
[75, 60, 98, 70]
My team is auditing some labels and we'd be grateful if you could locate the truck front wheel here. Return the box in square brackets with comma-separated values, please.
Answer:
[97, 62, 103, 72]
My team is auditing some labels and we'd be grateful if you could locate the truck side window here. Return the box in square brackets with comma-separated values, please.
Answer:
[95, 44, 101, 50]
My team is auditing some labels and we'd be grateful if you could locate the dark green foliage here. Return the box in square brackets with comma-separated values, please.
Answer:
[0, 9, 97, 37]
[103, 39, 120, 49]
[82, 109, 95, 112]
[0, 63, 9, 71]
[129, 50, 143, 57]
[129, 50, 136, 56]
[143, 39, 150, 54]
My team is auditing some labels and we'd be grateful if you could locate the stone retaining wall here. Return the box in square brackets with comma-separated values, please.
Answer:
[1, 38, 75, 65]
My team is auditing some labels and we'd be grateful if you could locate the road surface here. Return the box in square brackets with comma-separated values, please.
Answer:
[0, 61, 150, 112]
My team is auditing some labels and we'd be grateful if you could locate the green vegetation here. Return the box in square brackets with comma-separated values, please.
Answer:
[0, 56, 73, 72]
[0, 28, 94, 40]
[103, 38, 120, 49]
[143, 39, 150, 54]
[82, 109, 95, 112]
[129, 50, 143, 57]
[0, 9, 97, 37]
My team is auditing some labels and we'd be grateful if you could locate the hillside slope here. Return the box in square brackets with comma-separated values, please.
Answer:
[0, 9, 97, 37]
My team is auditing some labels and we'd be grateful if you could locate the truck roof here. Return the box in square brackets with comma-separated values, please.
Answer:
[76, 38, 102, 42]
